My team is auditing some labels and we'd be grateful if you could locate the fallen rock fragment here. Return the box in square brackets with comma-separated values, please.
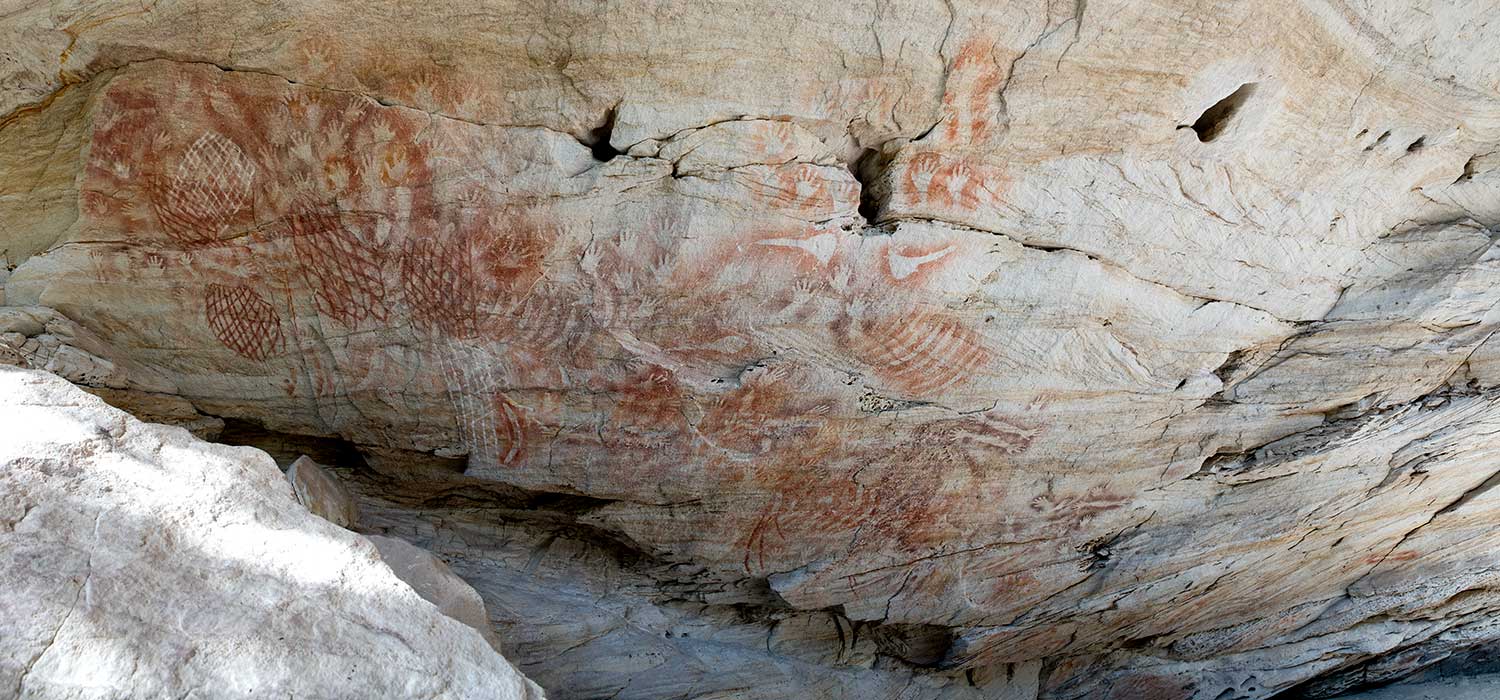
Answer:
[369, 534, 505, 652]
[285, 454, 359, 528]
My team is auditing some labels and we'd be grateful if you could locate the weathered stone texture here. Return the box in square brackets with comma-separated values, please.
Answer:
[3, 0, 1500, 697]
[0, 367, 542, 699]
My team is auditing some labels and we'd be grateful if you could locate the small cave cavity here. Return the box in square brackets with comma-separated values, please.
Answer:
[217, 418, 369, 470]
[1211, 348, 1250, 386]
[1180, 82, 1258, 143]
[851, 145, 895, 224]
[1456, 154, 1479, 183]
[581, 107, 621, 162]
[866, 623, 956, 667]
[1120, 634, 1161, 650]
[1405, 135, 1426, 153]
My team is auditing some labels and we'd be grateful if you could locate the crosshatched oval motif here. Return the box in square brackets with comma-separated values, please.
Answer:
[204, 283, 284, 361]
[401, 235, 479, 339]
[151, 133, 257, 247]
[286, 209, 389, 327]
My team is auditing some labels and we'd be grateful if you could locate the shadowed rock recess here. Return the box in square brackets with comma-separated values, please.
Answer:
[1, 1, 1499, 698]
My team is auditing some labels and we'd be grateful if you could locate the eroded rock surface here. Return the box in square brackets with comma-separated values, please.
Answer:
[0, 367, 543, 699]
[3, 0, 1500, 698]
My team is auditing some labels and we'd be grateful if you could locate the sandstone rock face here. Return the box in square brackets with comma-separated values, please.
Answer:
[346, 469, 1044, 699]
[0, 367, 543, 700]
[0, 305, 224, 438]
[2, 0, 1500, 697]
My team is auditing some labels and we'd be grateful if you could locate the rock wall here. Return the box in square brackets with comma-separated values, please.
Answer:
[2, 1, 1500, 698]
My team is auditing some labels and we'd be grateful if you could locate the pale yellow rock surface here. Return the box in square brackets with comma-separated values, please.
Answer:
[1, 1, 1499, 698]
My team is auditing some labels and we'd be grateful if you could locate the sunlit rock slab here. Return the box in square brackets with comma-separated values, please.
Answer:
[0, 367, 543, 700]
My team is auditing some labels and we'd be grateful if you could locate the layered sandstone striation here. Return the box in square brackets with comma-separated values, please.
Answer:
[2, 0, 1500, 698]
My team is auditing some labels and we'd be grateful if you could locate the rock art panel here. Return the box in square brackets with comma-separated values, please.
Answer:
[4, 1, 1500, 697]
[55, 60, 1312, 667]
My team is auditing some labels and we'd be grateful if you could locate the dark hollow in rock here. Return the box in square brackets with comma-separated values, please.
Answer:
[1182, 82, 1258, 142]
